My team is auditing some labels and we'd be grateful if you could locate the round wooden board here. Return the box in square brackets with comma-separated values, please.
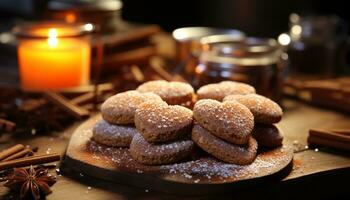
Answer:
[63, 115, 294, 194]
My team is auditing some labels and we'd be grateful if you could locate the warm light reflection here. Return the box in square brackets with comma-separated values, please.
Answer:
[65, 13, 77, 23]
[84, 23, 94, 32]
[48, 28, 58, 37]
[291, 25, 302, 35]
[47, 28, 58, 47]
[195, 64, 206, 74]
[278, 33, 291, 46]
[290, 13, 300, 23]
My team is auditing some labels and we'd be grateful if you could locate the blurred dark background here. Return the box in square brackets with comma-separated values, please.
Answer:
[122, 0, 349, 37]
[0, 0, 348, 37]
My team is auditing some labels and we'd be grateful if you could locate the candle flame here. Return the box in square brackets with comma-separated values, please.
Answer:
[47, 28, 58, 48]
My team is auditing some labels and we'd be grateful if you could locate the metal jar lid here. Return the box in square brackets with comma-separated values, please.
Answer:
[200, 37, 282, 67]
[200, 34, 246, 51]
[173, 27, 245, 42]
[172, 27, 245, 61]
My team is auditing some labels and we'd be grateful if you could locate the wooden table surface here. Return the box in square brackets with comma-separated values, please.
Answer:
[0, 98, 350, 199]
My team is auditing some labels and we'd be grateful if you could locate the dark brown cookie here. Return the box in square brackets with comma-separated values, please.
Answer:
[192, 124, 257, 165]
[193, 99, 254, 145]
[101, 90, 163, 125]
[129, 133, 195, 165]
[252, 124, 283, 148]
[92, 119, 138, 147]
[224, 94, 283, 124]
[135, 101, 193, 143]
[137, 80, 194, 106]
[197, 81, 256, 101]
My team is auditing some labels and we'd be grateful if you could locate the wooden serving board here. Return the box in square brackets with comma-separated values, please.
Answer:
[63, 115, 294, 194]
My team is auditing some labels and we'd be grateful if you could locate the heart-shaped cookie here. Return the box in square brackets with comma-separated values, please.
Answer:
[130, 133, 195, 165]
[197, 81, 256, 101]
[193, 99, 254, 145]
[101, 90, 163, 125]
[192, 124, 257, 165]
[135, 101, 193, 143]
[224, 94, 283, 124]
[137, 80, 194, 106]
[252, 124, 283, 148]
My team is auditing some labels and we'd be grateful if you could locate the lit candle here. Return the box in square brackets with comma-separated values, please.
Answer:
[16, 22, 93, 91]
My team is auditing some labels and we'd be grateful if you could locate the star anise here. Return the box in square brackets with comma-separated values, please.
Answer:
[4, 166, 56, 200]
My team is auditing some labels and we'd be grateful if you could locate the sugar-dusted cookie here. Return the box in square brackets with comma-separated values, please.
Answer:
[193, 99, 254, 145]
[197, 81, 255, 101]
[101, 90, 163, 125]
[192, 124, 257, 165]
[224, 94, 283, 124]
[92, 119, 137, 147]
[135, 101, 193, 143]
[252, 124, 283, 148]
[137, 80, 194, 106]
[129, 133, 195, 165]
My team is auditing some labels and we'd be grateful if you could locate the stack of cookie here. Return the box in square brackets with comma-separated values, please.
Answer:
[192, 81, 283, 165]
[129, 100, 195, 165]
[129, 80, 196, 165]
[92, 80, 283, 166]
[223, 94, 283, 148]
[92, 90, 163, 147]
[192, 99, 257, 165]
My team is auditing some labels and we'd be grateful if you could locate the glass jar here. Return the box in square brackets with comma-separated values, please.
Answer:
[172, 27, 245, 76]
[195, 38, 288, 102]
[287, 13, 349, 77]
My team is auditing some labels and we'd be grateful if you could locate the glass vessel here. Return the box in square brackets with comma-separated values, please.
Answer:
[195, 38, 287, 101]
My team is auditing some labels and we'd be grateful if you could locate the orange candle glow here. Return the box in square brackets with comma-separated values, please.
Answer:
[16, 23, 93, 91]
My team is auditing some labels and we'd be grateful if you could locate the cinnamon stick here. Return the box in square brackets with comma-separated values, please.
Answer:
[60, 83, 114, 94]
[308, 135, 350, 151]
[2, 148, 32, 161]
[331, 129, 350, 135]
[150, 58, 175, 82]
[70, 92, 100, 105]
[130, 65, 145, 82]
[44, 91, 90, 119]
[0, 144, 25, 161]
[0, 153, 61, 170]
[104, 46, 156, 67]
[150, 57, 187, 82]
[309, 129, 350, 143]
[18, 98, 47, 111]
[0, 118, 16, 132]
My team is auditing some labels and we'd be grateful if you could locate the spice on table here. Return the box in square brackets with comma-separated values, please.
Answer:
[308, 129, 350, 151]
[59, 83, 114, 94]
[44, 91, 90, 119]
[130, 65, 145, 82]
[18, 98, 47, 112]
[284, 77, 350, 112]
[3, 148, 33, 161]
[4, 166, 56, 200]
[0, 153, 61, 170]
[150, 57, 187, 82]
[0, 144, 25, 161]
[0, 118, 16, 132]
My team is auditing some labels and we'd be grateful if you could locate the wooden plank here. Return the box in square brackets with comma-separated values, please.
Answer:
[63, 115, 293, 195]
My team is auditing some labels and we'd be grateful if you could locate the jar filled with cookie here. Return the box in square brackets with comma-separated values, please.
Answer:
[194, 38, 288, 102]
